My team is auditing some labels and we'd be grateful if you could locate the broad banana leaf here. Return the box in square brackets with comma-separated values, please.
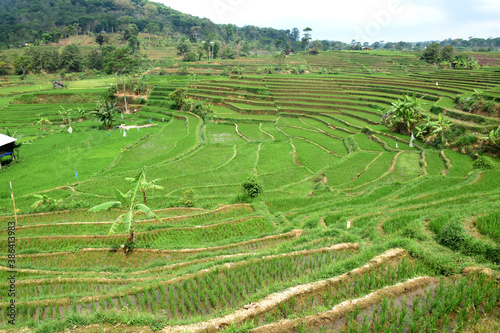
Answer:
[88, 201, 121, 212]
[123, 211, 133, 234]
[108, 213, 125, 235]
[135, 203, 161, 221]
[114, 189, 131, 207]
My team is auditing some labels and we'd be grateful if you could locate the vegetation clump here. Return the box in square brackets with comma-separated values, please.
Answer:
[473, 155, 497, 170]
[90, 100, 119, 129]
[180, 189, 196, 207]
[438, 221, 500, 264]
[241, 175, 263, 199]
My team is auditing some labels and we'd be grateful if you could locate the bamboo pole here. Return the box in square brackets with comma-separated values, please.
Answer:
[10, 181, 18, 227]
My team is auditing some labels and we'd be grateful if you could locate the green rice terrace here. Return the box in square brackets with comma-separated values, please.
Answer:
[1, 51, 500, 332]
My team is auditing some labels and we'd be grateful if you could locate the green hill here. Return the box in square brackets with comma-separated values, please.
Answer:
[0, 0, 297, 50]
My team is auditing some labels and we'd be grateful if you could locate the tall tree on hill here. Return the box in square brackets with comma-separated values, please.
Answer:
[302, 27, 312, 51]
[42, 33, 52, 45]
[60, 44, 83, 72]
[0, 52, 8, 75]
[25, 46, 47, 73]
[128, 35, 140, 54]
[145, 22, 160, 44]
[95, 33, 105, 49]
[291, 28, 300, 42]
[104, 47, 137, 113]
[224, 24, 236, 42]
[440, 45, 455, 62]
[422, 43, 441, 64]
[13, 55, 32, 84]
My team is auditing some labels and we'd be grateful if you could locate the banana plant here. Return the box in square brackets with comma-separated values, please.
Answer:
[125, 169, 164, 205]
[482, 126, 500, 146]
[88, 169, 161, 249]
[429, 113, 452, 144]
[472, 89, 484, 100]
[31, 194, 62, 209]
[58, 106, 72, 124]
[90, 100, 118, 129]
[36, 116, 52, 131]
[388, 94, 424, 134]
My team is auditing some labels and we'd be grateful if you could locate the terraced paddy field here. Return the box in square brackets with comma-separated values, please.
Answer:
[0, 51, 499, 332]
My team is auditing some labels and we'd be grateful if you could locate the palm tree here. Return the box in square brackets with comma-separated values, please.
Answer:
[88, 170, 160, 250]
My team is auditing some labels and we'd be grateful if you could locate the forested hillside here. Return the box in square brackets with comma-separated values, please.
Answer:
[0, 0, 298, 49]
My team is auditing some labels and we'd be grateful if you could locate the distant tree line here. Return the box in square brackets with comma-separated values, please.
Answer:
[5, 42, 138, 84]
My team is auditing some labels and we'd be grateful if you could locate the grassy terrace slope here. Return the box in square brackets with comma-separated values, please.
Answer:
[0, 51, 499, 332]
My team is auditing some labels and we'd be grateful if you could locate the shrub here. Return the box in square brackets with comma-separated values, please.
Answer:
[455, 135, 478, 147]
[232, 192, 252, 203]
[430, 104, 444, 115]
[183, 52, 198, 62]
[241, 175, 263, 198]
[437, 222, 466, 251]
[437, 221, 500, 263]
[181, 98, 214, 121]
[169, 88, 186, 107]
[344, 136, 360, 153]
[303, 218, 318, 229]
[473, 155, 497, 170]
[180, 189, 195, 207]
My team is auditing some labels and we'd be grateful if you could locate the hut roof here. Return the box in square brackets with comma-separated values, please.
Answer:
[0, 133, 17, 147]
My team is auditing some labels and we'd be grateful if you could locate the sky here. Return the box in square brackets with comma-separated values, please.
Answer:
[153, 0, 500, 43]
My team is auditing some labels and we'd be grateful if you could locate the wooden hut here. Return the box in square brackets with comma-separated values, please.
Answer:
[0, 133, 17, 169]
[53, 81, 64, 89]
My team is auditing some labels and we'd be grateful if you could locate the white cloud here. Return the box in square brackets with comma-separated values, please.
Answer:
[153, 0, 500, 42]
[478, 0, 500, 11]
